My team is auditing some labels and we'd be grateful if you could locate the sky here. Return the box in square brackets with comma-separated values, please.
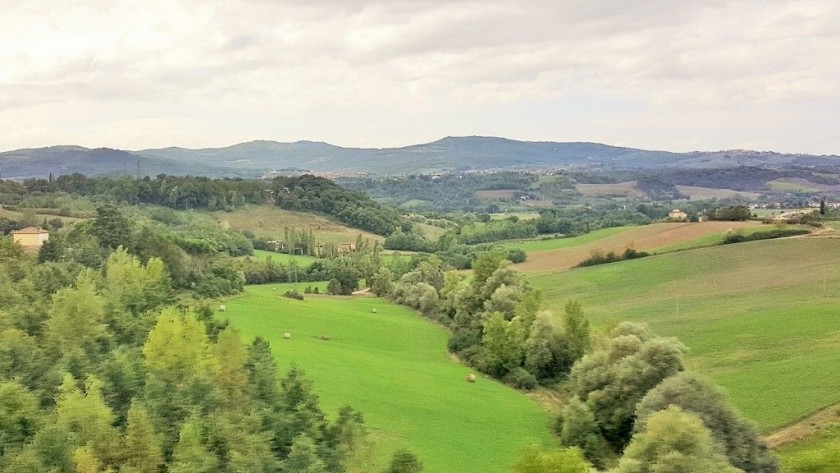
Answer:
[1, 0, 839, 154]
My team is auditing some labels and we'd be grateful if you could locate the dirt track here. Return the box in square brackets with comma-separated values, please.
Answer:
[764, 403, 840, 448]
[516, 221, 762, 272]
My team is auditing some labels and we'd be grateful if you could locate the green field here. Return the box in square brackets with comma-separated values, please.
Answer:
[208, 205, 384, 245]
[223, 284, 554, 472]
[500, 226, 632, 252]
[249, 249, 319, 265]
[528, 238, 840, 432]
[778, 426, 840, 472]
[768, 179, 824, 193]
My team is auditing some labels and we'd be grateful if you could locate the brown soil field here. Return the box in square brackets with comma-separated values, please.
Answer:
[765, 403, 840, 448]
[476, 189, 518, 199]
[675, 185, 761, 201]
[517, 221, 762, 272]
[575, 181, 645, 198]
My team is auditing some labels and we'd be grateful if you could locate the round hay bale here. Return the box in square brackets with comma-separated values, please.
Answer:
[283, 332, 291, 340]
[465, 373, 476, 383]
[218, 304, 226, 312]
[372, 308, 378, 314]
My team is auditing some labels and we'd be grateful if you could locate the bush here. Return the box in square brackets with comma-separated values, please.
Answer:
[284, 290, 304, 301]
[722, 228, 809, 244]
[577, 247, 649, 267]
[504, 367, 538, 390]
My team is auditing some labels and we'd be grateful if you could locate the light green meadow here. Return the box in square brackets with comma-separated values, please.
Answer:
[224, 284, 554, 473]
[529, 238, 840, 432]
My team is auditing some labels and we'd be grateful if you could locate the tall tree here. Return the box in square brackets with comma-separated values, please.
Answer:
[636, 372, 778, 472]
[93, 205, 132, 249]
[612, 406, 742, 473]
[169, 415, 218, 473]
[122, 402, 163, 473]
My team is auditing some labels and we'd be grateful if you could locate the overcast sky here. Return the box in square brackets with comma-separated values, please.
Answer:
[1, 0, 838, 154]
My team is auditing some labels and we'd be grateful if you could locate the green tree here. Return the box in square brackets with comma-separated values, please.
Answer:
[384, 449, 423, 473]
[283, 434, 327, 473]
[635, 372, 778, 472]
[122, 402, 163, 473]
[213, 327, 249, 409]
[612, 406, 742, 473]
[93, 204, 132, 249]
[562, 301, 590, 361]
[481, 312, 525, 376]
[569, 323, 685, 449]
[46, 271, 109, 375]
[169, 415, 219, 473]
[142, 309, 218, 450]
[0, 380, 41, 456]
[557, 397, 610, 467]
[55, 374, 121, 467]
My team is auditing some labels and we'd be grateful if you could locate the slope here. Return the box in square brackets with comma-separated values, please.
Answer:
[224, 285, 554, 473]
[528, 237, 840, 431]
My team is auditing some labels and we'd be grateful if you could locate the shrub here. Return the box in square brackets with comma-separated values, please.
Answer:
[504, 367, 538, 390]
[284, 290, 304, 301]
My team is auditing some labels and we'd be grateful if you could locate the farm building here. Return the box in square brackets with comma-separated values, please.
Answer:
[668, 209, 688, 221]
[10, 227, 49, 251]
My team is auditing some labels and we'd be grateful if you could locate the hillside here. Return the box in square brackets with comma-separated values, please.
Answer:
[528, 237, 840, 431]
[225, 284, 554, 473]
[509, 221, 762, 271]
[4, 136, 840, 178]
[0, 145, 223, 179]
[207, 205, 384, 245]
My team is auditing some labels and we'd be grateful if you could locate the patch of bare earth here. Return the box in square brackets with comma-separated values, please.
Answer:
[517, 221, 762, 272]
[765, 404, 840, 448]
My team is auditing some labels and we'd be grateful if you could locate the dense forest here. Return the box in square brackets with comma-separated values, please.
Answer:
[0, 239, 378, 473]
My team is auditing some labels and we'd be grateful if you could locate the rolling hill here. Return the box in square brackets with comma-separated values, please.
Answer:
[3, 136, 840, 178]
[527, 237, 840, 432]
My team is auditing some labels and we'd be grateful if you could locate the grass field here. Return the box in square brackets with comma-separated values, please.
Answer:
[223, 285, 554, 472]
[249, 249, 319, 265]
[777, 425, 840, 472]
[675, 185, 761, 201]
[528, 238, 840, 432]
[207, 205, 383, 245]
[510, 222, 761, 271]
[768, 179, 830, 193]
[490, 212, 541, 221]
[0, 207, 86, 223]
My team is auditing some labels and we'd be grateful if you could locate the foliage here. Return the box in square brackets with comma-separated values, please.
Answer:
[576, 247, 649, 267]
[635, 372, 778, 472]
[612, 406, 742, 473]
[722, 227, 809, 244]
[709, 205, 752, 221]
[566, 323, 685, 452]
[0, 241, 372, 473]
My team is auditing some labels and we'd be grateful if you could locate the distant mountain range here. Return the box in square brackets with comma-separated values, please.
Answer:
[1, 136, 838, 179]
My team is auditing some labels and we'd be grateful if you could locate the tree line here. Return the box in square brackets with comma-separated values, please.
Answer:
[2, 174, 406, 236]
[0, 240, 386, 473]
